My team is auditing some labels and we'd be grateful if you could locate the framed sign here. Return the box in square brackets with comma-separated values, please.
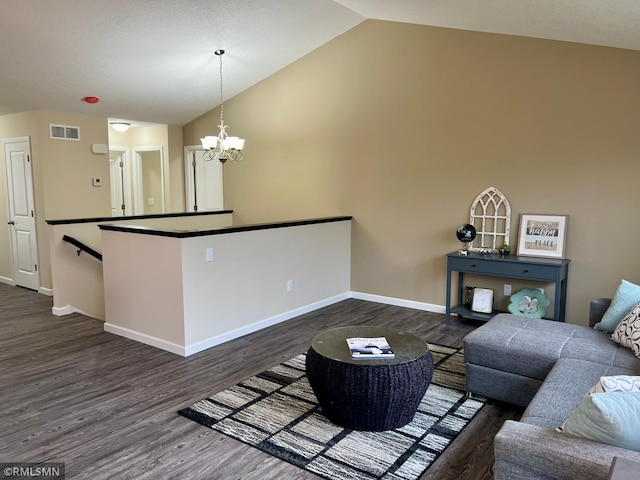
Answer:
[517, 214, 568, 259]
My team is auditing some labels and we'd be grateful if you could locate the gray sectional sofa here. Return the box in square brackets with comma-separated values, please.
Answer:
[464, 299, 640, 480]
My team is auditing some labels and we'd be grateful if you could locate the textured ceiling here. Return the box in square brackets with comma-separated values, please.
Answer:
[336, 0, 640, 51]
[0, 0, 637, 126]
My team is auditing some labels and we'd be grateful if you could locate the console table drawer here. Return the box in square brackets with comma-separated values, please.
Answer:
[449, 257, 557, 281]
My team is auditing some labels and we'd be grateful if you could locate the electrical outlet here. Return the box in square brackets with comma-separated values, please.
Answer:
[287, 280, 293, 292]
[206, 247, 214, 262]
[504, 284, 512, 296]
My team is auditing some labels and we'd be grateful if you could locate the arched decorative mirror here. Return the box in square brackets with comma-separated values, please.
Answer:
[469, 187, 511, 251]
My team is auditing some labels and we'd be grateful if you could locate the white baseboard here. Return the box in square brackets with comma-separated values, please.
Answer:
[0, 277, 53, 296]
[104, 323, 186, 356]
[184, 292, 351, 357]
[101, 291, 443, 357]
[52, 305, 96, 318]
[349, 291, 445, 314]
[52, 306, 74, 316]
[104, 292, 350, 357]
[0, 276, 15, 286]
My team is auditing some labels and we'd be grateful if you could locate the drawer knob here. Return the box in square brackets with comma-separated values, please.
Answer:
[523, 269, 529, 273]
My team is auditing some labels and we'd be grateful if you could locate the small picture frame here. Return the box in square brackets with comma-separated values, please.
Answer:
[517, 214, 568, 259]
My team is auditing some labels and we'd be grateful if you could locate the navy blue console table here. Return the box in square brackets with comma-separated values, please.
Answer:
[445, 252, 570, 325]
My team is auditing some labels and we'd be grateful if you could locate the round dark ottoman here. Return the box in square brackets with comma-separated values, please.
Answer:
[306, 326, 433, 431]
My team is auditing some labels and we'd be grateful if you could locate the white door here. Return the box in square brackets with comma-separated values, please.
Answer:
[109, 148, 132, 216]
[108, 147, 131, 217]
[3, 137, 40, 291]
[109, 153, 125, 216]
[184, 147, 224, 212]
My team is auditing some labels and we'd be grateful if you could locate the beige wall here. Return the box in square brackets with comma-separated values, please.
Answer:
[167, 124, 186, 212]
[101, 219, 351, 355]
[108, 123, 185, 214]
[102, 230, 186, 347]
[49, 212, 233, 320]
[3, 20, 639, 326]
[38, 111, 112, 220]
[0, 115, 185, 292]
[130, 125, 169, 213]
[140, 150, 163, 214]
[49, 222, 106, 319]
[181, 221, 351, 349]
[183, 20, 640, 326]
[0, 110, 111, 289]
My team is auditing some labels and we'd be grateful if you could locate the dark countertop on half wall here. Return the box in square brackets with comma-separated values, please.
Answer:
[96, 216, 353, 238]
[45, 210, 234, 225]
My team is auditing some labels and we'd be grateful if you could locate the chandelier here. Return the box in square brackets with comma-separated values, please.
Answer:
[200, 49, 245, 163]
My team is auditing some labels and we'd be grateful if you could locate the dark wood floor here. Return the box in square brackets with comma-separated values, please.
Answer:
[0, 283, 522, 479]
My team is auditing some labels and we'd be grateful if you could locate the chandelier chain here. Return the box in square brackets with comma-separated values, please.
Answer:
[218, 51, 224, 129]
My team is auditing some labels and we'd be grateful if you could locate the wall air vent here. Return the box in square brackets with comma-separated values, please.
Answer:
[50, 124, 80, 141]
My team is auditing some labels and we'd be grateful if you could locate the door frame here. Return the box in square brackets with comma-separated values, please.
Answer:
[184, 145, 200, 213]
[2, 136, 40, 291]
[108, 146, 132, 217]
[132, 146, 164, 215]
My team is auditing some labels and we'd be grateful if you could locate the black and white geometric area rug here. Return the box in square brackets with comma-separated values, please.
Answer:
[178, 344, 485, 480]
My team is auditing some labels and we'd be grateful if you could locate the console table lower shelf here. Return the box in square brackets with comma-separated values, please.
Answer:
[450, 305, 500, 322]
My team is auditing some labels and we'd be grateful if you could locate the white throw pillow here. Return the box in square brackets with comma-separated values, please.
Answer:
[610, 302, 640, 358]
[588, 375, 640, 394]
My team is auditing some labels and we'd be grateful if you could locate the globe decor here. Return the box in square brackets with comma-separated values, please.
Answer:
[456, 223, 476, 255]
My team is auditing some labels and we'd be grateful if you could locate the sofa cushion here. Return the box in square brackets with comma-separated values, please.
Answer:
[464, 314, 639, 383]
[594, 280, 640, 333]
[465, 315, 580, 380]
[560, 392, 640, 451]
[611, 302, 640, 358]
[559, 328, 639, 369]
[520, 358, 640, 429]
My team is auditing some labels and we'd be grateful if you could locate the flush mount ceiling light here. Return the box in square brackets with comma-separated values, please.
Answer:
[110, 122, 131, 132]
[200, 49, 245, 164]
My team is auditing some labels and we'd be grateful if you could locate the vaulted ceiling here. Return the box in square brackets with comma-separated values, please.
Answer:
[1, 0, 637, 126]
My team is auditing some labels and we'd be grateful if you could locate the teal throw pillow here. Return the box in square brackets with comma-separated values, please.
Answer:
[594, 280, 640, 333]
[560, 392, 640, 451]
